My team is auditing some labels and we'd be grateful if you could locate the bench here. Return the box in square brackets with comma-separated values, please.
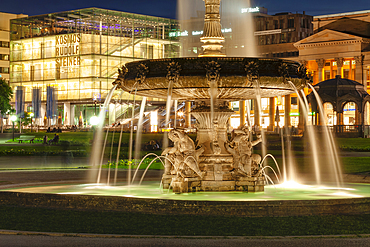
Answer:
[18, 135, 35, 143]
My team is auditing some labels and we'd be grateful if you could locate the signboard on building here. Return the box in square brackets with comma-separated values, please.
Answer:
[254, 29, 282, 36]
[55, 34, 81, 73]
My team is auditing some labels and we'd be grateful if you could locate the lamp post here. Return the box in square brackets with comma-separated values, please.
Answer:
[10, 115, 17, 141]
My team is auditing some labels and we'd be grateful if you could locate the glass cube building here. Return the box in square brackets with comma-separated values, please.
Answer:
[9, 8, 179, 126]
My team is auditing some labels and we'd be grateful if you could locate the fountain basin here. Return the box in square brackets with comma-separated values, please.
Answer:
[118, 57, 307, 101]
[1, 182, 370, 217]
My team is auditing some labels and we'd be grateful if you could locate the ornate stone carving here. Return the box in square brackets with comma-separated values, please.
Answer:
[205, 60, 222, 82]
[316, 58, 325, 68]
[297, 64, 308, 80]
[354, 55, 364, 65]
[199, 0, 225, 57]
[244, 60, 259, 84]
[211, 120, 222, 155]
[225, 125, 262, 177]
[278, 62, 289, 81]
[135, 63, 149, 84]
[166, 61, 181, 82]
[113, 65, 128, 89]
[334, 57, 344, 67]
[162, 129, 205, 178]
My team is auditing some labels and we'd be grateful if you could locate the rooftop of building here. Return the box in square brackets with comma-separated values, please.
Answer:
[11, 7, 176, 23]
[314, 9, 370, 19]
[315, 17, 370, 38]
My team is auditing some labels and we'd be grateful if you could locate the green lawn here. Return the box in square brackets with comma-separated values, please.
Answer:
[3, 132, 370, 174]
[1, 205, 370, 236]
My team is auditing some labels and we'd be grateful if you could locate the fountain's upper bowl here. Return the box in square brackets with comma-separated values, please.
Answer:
[114, 57, 308, 101]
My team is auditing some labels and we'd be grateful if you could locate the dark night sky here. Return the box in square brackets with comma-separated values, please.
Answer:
[1, 0, 370, 19]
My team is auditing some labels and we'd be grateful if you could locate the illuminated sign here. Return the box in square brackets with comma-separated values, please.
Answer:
[254, 29, 282, 36]
[241, 7, 260, 13]
[169, 30, 189, 37]
[55, 34, 81, 73]
[192, 28, 232, 36]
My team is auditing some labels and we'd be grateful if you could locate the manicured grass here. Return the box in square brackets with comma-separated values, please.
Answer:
[337, 138, 370, 152]
[342, 157, 370, 174]
[1, 205, 370, 236]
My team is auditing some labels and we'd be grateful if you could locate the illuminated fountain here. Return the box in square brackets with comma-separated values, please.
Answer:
[113, 0, 307, 193]
[2, 0, 370, 219]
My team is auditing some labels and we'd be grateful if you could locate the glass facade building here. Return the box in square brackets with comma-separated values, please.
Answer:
[9, 8, 179, 126]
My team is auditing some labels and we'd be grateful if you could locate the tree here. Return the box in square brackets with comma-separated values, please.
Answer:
[0, 78, 13, 133]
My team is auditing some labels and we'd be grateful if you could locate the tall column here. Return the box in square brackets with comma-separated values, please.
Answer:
[316, 59, 325, 82]
[337, 112, 344, 125]
[364, 68, 369, 86]
[355, 104, 360, 125]
[354, 56, 364, 84]
[199, 0, 225, 57]
[268, 97, 275, 131]
[335, 57, 344, 78]
[239, 100, 245, 127]
[284, 94, 291, 127]
[63, 103, 70, 126]
[70, 105, 75, 126]
[185, 101, 191, 128]
[254, 99, 260, 127]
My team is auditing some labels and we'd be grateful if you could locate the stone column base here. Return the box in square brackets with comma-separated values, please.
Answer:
[162, 175, 265, 193]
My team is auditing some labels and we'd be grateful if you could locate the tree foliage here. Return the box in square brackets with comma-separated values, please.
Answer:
[0, 78, 13, 116]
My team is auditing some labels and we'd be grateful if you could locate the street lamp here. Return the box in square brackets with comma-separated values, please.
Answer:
[10, 115, 17, 141]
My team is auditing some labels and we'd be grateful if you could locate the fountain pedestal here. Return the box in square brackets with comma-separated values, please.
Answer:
[161, 103, 265, 193]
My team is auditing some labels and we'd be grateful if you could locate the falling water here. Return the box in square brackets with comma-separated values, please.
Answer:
[221, 0, 257, 57]
[308, 84, 343, 187]
[254, 82, 267, 167]
[134, 97, 147, 163]
[177, 0, 258, 57]
[288, 81, 321, 184]
[163, 81, 174, 151]
[209, 80, 218, 127]
[280, 128, 287, 182]
[88, 85, 117, 182]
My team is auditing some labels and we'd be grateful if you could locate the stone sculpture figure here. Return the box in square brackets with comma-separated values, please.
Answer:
[225, 125, 262, 177]
[162, 129, 204, 179]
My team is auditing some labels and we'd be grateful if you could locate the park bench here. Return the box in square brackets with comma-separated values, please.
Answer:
[18, 135, 35, 143]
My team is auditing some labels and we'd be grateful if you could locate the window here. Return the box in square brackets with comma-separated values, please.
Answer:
[148, 45, 153, 59]
[274, 20, 278, 29]
[288, 19, 295, 28]
[0, 67, 9, 73]
[0, 54, 9, 60]
[0, 41, 9, 48]
[279, 19, 284, 29]
[30, 65, 35, 81]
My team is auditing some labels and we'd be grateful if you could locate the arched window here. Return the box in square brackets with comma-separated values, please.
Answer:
[343, 102, 357, 125]
[323, 102, 335, 126]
